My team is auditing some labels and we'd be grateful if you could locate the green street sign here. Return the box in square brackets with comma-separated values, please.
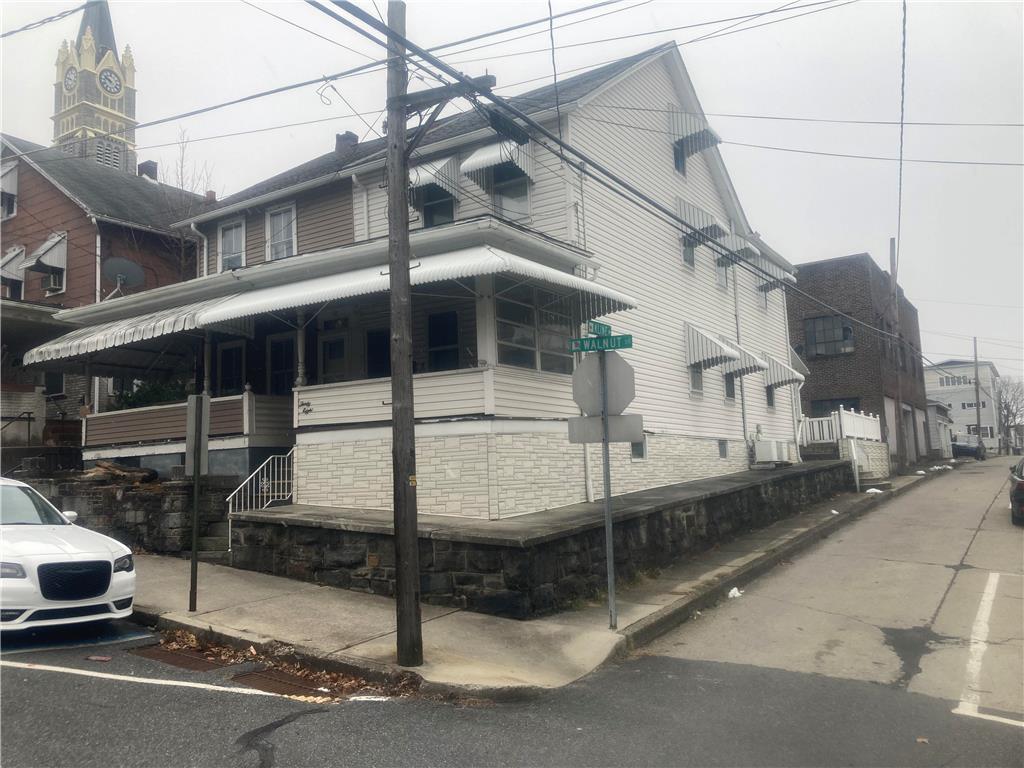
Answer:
[569, 334, 633, 353]
[588, 320, 612, 337]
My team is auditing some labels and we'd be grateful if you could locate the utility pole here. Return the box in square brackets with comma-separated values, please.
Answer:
[889, 237, 906, 472]
[385, 0, 422, 667]
[974, 336, 984, 456]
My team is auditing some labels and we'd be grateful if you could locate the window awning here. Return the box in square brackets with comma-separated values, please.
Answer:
[678, 199, 729, 243]
[789, 347, 810, 377]
[1, 160, 17, 196]
[765, 353, 805, 388]
[687, 324, 740, 370]
[198, 246, 636, 325]
[722, 342, 768, 378]
[20, 232, 67, 274]
[720, 234, 759, 261]
[460, 141, 533, 182]
[757, 256, 796, 291]
[668, 109, 721, 156]
[409, 156, 460, 199]
[1, 246, 24, 282]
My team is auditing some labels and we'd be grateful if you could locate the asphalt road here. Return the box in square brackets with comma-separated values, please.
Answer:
[2, 461, 1021, 768]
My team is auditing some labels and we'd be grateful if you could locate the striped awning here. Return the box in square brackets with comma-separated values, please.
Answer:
[20, 232, 67, 274]
[687, 324, 740, 370]
[409, 155, 459, 199]
[1, 246, 24, 282]
[461, 141, 533, 182]
[757, 256, 796, 291]
[721, 234, 759, 261]
[723, 342, 768, 378]
[679, 199, 730, 244]
[668, 108, 721, 156]
[765, 353, 805, 388]
[789, 347, 810, 377]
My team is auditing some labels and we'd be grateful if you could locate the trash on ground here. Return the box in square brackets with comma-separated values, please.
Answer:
[727, 587, 743, 599]
[865, 488, 884, 494]
[831, 509, 839, 515]
[916, 737, 930, 745]
[85, 655, 111, 662]
[916, 470, 926, 475]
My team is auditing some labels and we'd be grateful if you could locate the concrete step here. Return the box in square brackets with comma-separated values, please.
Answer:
[197, 536, 229, 552]
[205, 522, 230, 537]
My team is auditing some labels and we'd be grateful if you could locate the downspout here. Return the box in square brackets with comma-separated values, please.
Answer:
[190, 223, 208, 278]
[732, 269, 750, 467]
[782, 288, 801, 456]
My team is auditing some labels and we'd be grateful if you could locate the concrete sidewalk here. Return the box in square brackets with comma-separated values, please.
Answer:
[132, 467, 956, 696]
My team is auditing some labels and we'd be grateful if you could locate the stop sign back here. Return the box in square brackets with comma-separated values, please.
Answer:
[572, 351, 635, 416]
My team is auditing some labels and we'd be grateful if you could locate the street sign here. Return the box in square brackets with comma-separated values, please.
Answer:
[568, 414, 644, 444]
[184, 394, 209, 478]
[569, 334, 632, 353]
[573, 351, 635, 417]
[588, 320, 611, 337]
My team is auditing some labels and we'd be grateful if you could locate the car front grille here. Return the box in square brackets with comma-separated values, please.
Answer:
[37, 561, 111, 601]
[28, 604, 109, 622]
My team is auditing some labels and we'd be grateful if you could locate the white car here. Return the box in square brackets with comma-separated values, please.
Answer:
[0, 477, 135, 631]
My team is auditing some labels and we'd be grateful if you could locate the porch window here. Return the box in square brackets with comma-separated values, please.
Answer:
[319, 333, 347, 384]
[495, 279, 573, 374]
[219, 220, 244, 271]
[218, 341, 245, 395]
[43, 371, 64, 397]
[267, 334, 296, 395]
[428, 312, 460, 371]
[266, 204, 296, 261]
[366, 329, 391, 379]
[421, 185, 454, 228]
[492, 164, 529, 221]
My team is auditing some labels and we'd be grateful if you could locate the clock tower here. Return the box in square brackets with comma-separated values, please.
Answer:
[53, 0, 137, 173]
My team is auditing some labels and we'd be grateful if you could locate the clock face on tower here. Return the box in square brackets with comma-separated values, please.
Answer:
[99, 69, 122, 95]
[63, 67, 78, 91]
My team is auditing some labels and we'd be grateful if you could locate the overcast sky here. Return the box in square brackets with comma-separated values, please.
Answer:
[2, 0, 1021, 378]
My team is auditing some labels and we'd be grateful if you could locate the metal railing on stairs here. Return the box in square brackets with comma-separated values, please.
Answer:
[226, 448, 294, 555]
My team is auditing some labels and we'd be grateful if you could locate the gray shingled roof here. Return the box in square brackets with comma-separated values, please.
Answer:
[2, 134, 204, 233]
[206, 44, 671, 214]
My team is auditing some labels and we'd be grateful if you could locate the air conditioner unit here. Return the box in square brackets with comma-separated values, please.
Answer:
[754, 439, 790, 463]
[42, 272, 63, 292]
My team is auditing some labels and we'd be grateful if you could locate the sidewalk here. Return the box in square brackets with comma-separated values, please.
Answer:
[132, 466, 957, 697]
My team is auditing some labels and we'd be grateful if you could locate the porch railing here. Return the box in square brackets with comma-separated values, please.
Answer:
[226, 448, 295, 552]
[802, 406, 882, 445]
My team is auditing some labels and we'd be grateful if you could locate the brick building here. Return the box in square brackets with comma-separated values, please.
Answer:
[787, 253, 929, 468]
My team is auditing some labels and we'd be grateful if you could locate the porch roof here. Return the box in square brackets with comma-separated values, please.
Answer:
[197, 245, 636, 325]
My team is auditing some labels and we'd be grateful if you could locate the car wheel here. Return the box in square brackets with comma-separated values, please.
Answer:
[1012, 511, 1024, 527]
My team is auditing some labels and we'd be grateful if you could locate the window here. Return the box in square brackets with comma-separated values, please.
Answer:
[217, 341, 245, 395]
[1, 160, 17, 220]
[43, 371, 64, 397]
[366, 329, 391, 379]
[319, 333, 347, 384]
[219, 220, 245, 271]
[810, 398, 861, 417]
[495, 278, 573, 374]
[2, 279, 22, 300]
[718, 439, 729, 459]
[724, 373, 736, 400]
[43, 270, 64, 295]
[428, 312, 460, 371]
[715, 259, 729, 288]
[765, 386, 775, 408]
[421, 185, 454, 228]
[804, 316, 854, 356]
[968, 425, 995, 438]
[266, 334, 296, 396]
[1, 192, 15, 220]
[631, 436, 647, 460]
[492, 164, 529, 220]
[672, 140, 687, 175]
[681, 243, 695, 269]
[689, 364, 704, 393]
[266, 205, 296, 261]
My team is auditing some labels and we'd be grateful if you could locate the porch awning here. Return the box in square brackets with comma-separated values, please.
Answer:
[1, 246, 24, 282]
[460, 141, 534, 181]
[409, 155, 460, 199]
[678, 199, 729, 243]
[23, 296, 242, 367]
[198, 246, 636, 325]
[687, 324, 740, 370]
[722, 342, 768, 378]
[765, 353, 805, 388]
[20, 232, 67, 274]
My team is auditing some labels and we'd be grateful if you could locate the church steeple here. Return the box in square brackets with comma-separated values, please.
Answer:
[53, 0, 137, 173]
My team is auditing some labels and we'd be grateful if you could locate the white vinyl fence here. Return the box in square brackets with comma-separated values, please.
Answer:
[802, 406, 882, 445]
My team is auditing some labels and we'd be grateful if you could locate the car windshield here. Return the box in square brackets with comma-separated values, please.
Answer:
[0, 486, 67, 526]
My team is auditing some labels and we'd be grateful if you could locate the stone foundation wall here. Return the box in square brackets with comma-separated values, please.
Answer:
[232, 462, 853, 618]
[20, 475, 234, 554]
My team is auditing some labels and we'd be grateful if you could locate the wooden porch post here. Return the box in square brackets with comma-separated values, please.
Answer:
[475, 275, 497, 367]
[295, 310, 307, 387]
[202, 332, 212, 395]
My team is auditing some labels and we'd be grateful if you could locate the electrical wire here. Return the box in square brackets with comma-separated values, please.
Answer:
[240, 0, 378, 60]
[894, 0, 908, 282]
[0, 3, 87, 39]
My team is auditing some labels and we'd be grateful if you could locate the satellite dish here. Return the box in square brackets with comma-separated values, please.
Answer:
[101, 257, 146, 290]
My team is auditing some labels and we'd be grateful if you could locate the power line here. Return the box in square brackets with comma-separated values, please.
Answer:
[0, 3, 86, 39]
[894, 0, 908, 282]
[682, 0, 803, 46]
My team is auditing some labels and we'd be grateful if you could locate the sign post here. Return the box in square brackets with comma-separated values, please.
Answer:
[185, 393, 209, 613]
[569, 345, 641, 630]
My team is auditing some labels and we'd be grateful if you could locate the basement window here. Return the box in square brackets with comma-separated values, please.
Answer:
[631, 436, 648, 460]
[718, 440, 728, 458]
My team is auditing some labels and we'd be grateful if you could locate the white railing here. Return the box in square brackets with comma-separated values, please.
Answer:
[802, 406, 882, 445]
[226, 448, 295, 552]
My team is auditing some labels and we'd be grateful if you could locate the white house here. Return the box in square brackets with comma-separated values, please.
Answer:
[25, 44, 803, 521]
[924, 359, 1001, 449]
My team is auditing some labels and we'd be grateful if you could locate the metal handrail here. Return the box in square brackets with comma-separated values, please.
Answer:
[226, 448, 295, 558]
[0, 411, 34, 433]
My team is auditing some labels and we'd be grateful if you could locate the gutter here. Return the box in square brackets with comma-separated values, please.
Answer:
[190, 222, 209, 278]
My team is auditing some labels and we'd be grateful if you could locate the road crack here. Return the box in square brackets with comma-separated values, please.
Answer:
[235, 707, 327, 768]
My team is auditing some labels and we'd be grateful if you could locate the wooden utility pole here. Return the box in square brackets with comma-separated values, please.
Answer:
[889, 237, 906, 471]
[385, 0, 422, 667]
[974, 336, 984, 455]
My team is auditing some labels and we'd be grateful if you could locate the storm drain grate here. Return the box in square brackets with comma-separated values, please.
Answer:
[231, 668, 337, 701]
[130, 645, 227, 672]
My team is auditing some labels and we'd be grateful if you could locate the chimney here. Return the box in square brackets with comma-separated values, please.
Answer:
[137, 160, 158, 180]
[335, 131, 358, 154]
[205, 190, 217, 202]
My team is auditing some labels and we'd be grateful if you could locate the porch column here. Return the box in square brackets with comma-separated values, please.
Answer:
[295, 310, 307, 387]
[82, 361, 93, 414]
[475, 275, 497, 367]
[202, 332, 212, 395]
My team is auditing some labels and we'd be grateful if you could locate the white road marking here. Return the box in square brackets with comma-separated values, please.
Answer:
[0, 659, 281, 697]
[950, 572, 1024, 729]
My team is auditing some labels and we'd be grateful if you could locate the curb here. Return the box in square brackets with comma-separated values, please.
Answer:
[127, 463, 961, 700]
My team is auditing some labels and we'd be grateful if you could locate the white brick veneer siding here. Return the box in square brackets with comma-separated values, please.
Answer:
[839, 438, 892, 480]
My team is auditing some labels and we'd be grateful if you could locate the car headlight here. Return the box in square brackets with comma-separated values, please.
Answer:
[0, 562, 26, 579]
[113, 554, 134, 573]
